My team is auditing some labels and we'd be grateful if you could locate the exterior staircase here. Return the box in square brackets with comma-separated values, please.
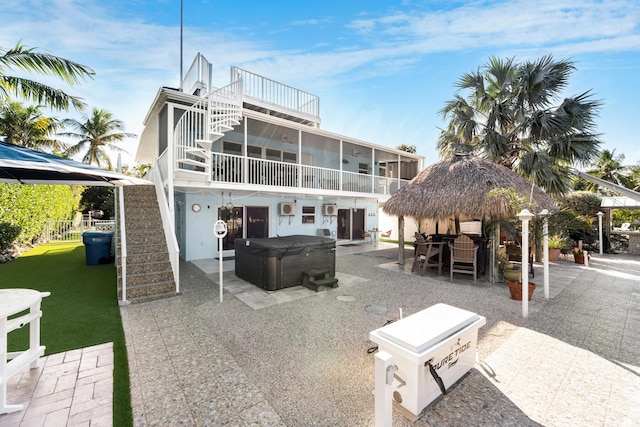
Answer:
[117, 185, 179, 303]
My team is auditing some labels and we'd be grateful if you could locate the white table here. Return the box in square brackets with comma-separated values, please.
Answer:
[0, 289, 50, 414]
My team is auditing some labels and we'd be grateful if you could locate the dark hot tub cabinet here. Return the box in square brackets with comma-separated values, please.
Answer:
[234, 235, 336, 291]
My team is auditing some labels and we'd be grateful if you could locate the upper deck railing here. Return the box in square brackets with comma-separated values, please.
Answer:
[231, 67, 320, 120]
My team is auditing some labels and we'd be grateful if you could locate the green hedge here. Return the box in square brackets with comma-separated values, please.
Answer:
[0, 183, 78, 245]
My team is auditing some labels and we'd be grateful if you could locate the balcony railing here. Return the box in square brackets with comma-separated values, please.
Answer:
[209, 152, 408, 195]
[232, 67, 320, 120]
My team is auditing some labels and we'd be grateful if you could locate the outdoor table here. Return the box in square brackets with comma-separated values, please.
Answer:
[0, 288, 50, 414]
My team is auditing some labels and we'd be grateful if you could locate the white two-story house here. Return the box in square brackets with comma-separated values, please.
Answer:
[135, 54, 424, 263]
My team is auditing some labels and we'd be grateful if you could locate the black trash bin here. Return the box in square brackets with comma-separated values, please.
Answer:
[82, 231, 113, 265]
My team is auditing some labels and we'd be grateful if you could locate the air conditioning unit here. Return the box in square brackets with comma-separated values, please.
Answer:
[279, 202, 297, 216]
[322, 204, 337, 216]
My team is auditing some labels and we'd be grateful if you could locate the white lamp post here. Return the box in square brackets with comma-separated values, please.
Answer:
[597, 211, 604, 255]
[517, 209, 534, 318]
[214, 220, 228, 303]
[540, 209, 550, 299]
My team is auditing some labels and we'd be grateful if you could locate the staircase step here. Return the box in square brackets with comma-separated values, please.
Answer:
[118, 260, 172, 276]
[195, 139, 212, 151]
[178, 158, 209, 168]
[118, 280, 176, 299]
[121, 290, 182, 304]
[122, 270, 174, 287]
[185, 148, 210, 160]
[122, 234, 167, 246]
[120, 251, 171, 265]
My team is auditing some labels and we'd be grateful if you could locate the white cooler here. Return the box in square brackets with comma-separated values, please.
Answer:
[369, 303, 486, 418]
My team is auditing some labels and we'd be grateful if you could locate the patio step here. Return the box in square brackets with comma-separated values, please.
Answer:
[116, 185, 178, 303]
[302, 270, 339, 292]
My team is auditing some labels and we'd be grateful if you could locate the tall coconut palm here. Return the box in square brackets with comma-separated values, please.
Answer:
[1, 41, 94, 111]
[438, 55, 602, 195]
[61, 108, 135, 169]
[0, 101, 66, 151]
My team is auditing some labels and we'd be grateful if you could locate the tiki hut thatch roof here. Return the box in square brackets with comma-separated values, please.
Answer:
[383, 153, 556, 221]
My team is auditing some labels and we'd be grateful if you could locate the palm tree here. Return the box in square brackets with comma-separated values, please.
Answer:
[61, 108, 135, 169]
[629, 163, 640, 192]
[586, 149, 630, 191]
[0, 101, 66, 151]
[0, 41, 94, 111]
[438, 55, 602, 195]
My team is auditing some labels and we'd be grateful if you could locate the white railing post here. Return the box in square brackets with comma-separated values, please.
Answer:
[540, 209, 549, 299]
[597, 211, 604, 255]
[118, 185, 128, 305]
[374, 350, 394, 427]
[517, 209, 534, 318]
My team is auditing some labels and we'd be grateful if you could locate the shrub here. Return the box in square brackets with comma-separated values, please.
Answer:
[0, 222, 21, 252]
[0, 183, 77, 244]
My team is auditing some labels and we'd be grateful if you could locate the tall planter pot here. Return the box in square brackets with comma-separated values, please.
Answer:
[506, 280, 536, 301]
[574, 254, 585, 264]
[548, 248, 561, 262]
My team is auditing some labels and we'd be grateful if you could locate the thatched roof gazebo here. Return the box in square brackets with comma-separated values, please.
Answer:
[383, 153, 557, 271]
[383, 153, 556, 221]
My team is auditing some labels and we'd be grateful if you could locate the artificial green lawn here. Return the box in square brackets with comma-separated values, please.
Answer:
[1, 242, 132, 426]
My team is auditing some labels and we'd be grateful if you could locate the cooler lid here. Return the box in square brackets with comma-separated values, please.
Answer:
[377, 303, 481, 354]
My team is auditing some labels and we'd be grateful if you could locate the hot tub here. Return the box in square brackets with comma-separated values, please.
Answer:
[234, 235, 336, 290]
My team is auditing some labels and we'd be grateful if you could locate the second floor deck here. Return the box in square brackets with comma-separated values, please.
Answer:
[165, 151, 412, 196]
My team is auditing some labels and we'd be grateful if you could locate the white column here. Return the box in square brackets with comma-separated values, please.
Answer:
[540, 209, 549, 299]
[517, 209, 534, 318]
[597, 211, 604, 255]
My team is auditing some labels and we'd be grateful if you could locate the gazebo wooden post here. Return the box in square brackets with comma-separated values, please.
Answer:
[492, 226, 500, 283]
[398, 215, 405, 265]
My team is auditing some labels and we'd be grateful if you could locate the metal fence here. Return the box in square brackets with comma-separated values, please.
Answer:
[40, 219, 115, 243]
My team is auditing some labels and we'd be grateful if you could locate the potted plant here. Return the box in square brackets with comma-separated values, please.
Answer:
[499, 252, 536, 300]
[505, 273, 536, 301]
[547, 235, 567, 261]
[573, 247, 585, 264]
[499, 252, 519, 281]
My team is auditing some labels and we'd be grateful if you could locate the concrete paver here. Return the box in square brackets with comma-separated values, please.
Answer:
[1, 343, 113, 427]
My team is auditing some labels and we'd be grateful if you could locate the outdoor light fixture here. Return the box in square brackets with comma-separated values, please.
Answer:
[226, 192, 234, 210]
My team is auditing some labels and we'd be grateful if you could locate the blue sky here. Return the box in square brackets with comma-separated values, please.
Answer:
[3, 0, 640, 167]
